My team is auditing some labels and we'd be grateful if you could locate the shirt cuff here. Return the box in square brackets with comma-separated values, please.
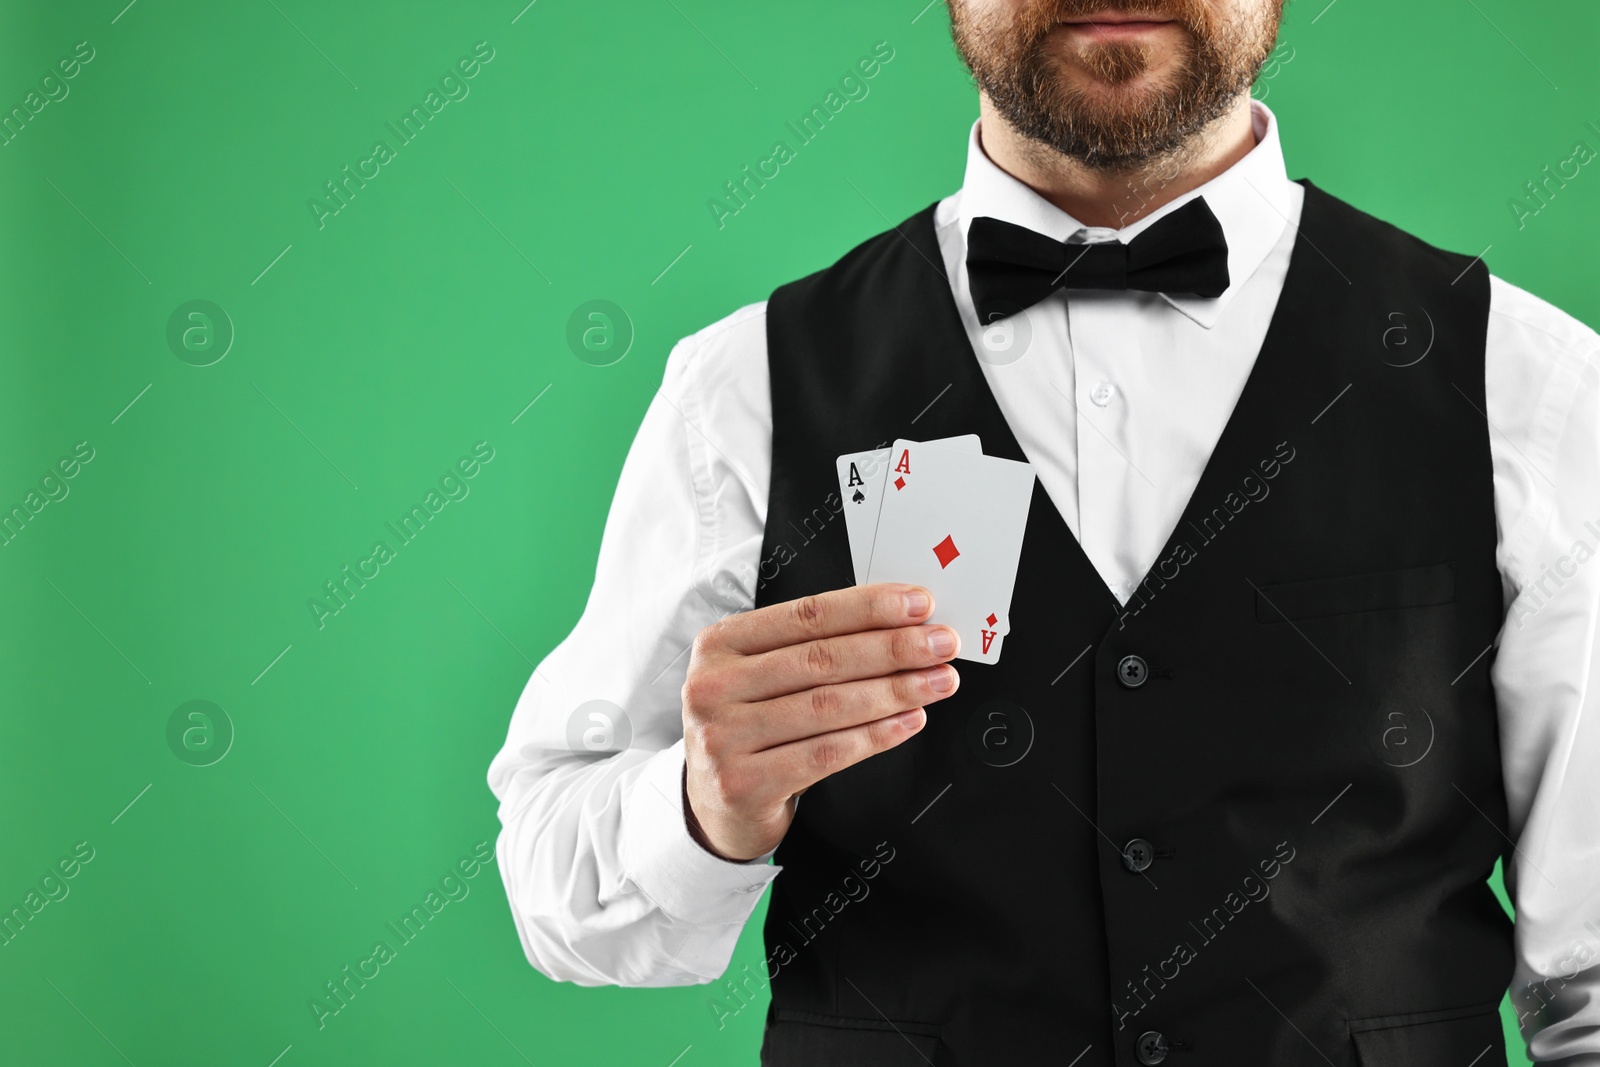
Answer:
[620, 738, 781, 926]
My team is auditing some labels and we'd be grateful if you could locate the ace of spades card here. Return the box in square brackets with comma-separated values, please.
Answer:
[864, 438, 1035, 665]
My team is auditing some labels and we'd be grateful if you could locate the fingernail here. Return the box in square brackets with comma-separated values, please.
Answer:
[904, 590, 930, 617]
[927, 628, 956, 656]
[927, 665, 956, 692]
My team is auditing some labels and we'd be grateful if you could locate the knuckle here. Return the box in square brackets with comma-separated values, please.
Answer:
[887, 670, 919, 708]
[690, 619, 724, 658]
[809, 682, 844, 723]
[863, 716, 889, 750]
[791, 593, 829, 637]
[866, 715, 900, 751]
[682, 666, 732, 722]
[688, 716, 725, 759]
[888, 626, 922, 667]
[804, 638, 836, 678]
[680, 669, 713, 712]
[809, 734, 844, 775]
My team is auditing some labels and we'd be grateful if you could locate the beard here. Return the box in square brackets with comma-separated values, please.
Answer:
[950, 0, 1283, 171]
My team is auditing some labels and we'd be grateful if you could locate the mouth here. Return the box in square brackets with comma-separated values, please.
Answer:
[1057, 11, 1178, 39]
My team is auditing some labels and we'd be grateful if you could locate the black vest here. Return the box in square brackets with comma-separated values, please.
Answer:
[752, 181, 1512, 1067]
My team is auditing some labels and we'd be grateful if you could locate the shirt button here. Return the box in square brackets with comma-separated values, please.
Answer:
[1117, 654, 1148, 688]
[1090, 381, 1117, 407]
[1136, 1030, 1169, 1064]
[1122, 838, 1155, 872]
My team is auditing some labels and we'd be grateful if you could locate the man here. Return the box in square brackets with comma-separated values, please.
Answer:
[488, 1, 1600, 1063]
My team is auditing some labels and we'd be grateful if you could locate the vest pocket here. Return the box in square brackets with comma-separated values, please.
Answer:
[762, 1006, 943, 1067]
[1346, 1000, 1503, 1066]
[1254, 561, 1456, 623]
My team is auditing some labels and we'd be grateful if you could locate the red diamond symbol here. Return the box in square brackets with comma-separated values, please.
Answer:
[932, 534, 960, 569]
[894, 476, 906, 490]
[986, 613, 997, 627]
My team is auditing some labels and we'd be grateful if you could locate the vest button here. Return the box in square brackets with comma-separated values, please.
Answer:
[1135, 1030, 1169, 1064]
[1122, 838, 1155, 872]
[1117, 654, 1149, 688]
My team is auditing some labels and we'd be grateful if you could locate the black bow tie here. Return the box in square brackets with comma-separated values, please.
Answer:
[966, 197, 1231, 323]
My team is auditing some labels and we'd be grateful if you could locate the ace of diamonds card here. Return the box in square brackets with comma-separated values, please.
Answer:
[865, 439, 1035, 665]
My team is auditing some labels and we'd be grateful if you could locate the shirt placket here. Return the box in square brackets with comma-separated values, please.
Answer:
[1066, 267, 1147, 606]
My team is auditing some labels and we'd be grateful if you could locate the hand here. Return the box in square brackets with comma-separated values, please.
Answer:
[681, 582, 961, 862]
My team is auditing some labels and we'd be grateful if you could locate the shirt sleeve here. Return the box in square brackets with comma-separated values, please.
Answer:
[1484, 275, 1600, 1064]
[485, 301, 782, 987]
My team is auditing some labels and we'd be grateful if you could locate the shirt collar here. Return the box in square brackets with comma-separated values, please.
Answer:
[954, 99, 1294, 329]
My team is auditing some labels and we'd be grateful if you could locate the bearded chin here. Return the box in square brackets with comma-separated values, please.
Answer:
[952, 0, 1281, 172]
[1077, 41, 1155, 85]
[998, 42, 1201, 171]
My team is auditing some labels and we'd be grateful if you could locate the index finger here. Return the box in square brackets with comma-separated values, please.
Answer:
[718, 583, 933, 656]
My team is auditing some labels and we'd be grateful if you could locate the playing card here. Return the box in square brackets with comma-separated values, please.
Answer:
[836, 435, 979, 585]
[865, 439, 1035, 665]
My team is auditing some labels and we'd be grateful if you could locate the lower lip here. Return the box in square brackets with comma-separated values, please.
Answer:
[1058, 20, 1175, 40]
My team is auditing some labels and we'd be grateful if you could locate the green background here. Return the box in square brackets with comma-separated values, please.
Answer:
[1, 0, 1594, 1063]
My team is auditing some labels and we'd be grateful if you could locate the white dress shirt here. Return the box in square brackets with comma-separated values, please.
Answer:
[488, 100, 1600, 1062]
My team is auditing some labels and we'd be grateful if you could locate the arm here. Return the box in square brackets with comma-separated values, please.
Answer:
[486, 304, 781, 987]
[1485, 276, 1600, 1063]
[486, 301, 965, 987]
